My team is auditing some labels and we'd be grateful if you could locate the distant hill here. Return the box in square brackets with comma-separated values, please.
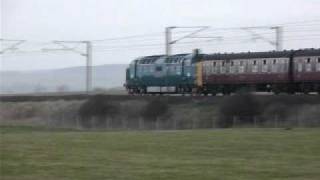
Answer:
[0, 64, 127, 94]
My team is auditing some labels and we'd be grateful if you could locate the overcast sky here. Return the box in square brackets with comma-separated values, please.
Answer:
[1, 0, 320, 71]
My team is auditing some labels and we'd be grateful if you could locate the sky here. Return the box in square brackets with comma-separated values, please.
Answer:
[1, 0, 320, 71]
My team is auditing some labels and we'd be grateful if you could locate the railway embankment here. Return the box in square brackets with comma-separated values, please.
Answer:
[1, 94, 320, 129]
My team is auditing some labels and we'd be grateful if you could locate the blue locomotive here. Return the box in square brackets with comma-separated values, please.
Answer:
[125, 50, 201, 94]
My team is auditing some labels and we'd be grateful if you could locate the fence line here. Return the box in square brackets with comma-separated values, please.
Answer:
[8, 113, 320, 130]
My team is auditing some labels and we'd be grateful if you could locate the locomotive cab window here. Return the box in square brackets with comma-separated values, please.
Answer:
[156, 66, 162, 71]
[150, 66, 154, 73]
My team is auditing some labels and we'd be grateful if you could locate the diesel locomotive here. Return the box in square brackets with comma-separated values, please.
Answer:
[125, 49, 320, 95]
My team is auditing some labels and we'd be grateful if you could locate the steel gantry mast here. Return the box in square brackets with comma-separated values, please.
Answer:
[0, 39, 26, 54]
[42, 40, 93, 94]
[241, 26, 283, 51]
[165, 25, 284, 54]
[165, 26, 222, 56]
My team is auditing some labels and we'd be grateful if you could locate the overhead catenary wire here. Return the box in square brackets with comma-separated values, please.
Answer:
[92, 32, 320, 51]
[2, 19, 320, 56]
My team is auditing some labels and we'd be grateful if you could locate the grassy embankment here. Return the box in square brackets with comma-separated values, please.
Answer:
[1, 126, 320, 180]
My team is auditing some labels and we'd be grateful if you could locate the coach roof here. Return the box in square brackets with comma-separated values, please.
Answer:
[294, 48, 320, 56]
[202, 51, 292, 60]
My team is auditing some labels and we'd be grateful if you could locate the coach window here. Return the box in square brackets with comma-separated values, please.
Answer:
[229, 61, 234, 73]
[307, 58, 311, 63]
[221, 61, 226, 73]
[317, 58, 320, 71]
[252, 60, 258, 73]
[211, 62, 216, 74]
[203, 63, 207, 75]
[262, 59, 268, 73]
[306, 58, 312, 72]
[273, 59, 276, 64]
[238, 61, 244, 73]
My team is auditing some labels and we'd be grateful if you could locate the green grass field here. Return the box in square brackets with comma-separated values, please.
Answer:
[1, 126, 320, 180]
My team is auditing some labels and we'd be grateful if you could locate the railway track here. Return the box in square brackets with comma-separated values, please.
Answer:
[1, 91, 319, 103]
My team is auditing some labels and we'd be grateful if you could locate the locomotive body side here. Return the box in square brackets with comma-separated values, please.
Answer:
[125, 54, 199, 94]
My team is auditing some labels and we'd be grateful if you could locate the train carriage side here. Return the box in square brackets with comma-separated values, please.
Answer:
[200, 51, 293, 94]
[293, 49, 320, 93]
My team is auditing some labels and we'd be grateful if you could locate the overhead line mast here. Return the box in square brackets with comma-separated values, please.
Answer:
[165, 25, 284, 55]
[0, 39, 26, 54]
[43, 40, 93, 94]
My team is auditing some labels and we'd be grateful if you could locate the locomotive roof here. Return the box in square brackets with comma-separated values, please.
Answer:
[164, 54, 190, 63]
[136, 54, 191, 64]
[137, 55, 164, 64]
[203, 48, 320, 60]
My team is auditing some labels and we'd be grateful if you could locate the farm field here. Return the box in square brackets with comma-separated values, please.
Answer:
[1, 126, 320, 180]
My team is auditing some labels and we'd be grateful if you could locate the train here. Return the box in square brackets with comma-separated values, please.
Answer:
[125, 48, 320, 95]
